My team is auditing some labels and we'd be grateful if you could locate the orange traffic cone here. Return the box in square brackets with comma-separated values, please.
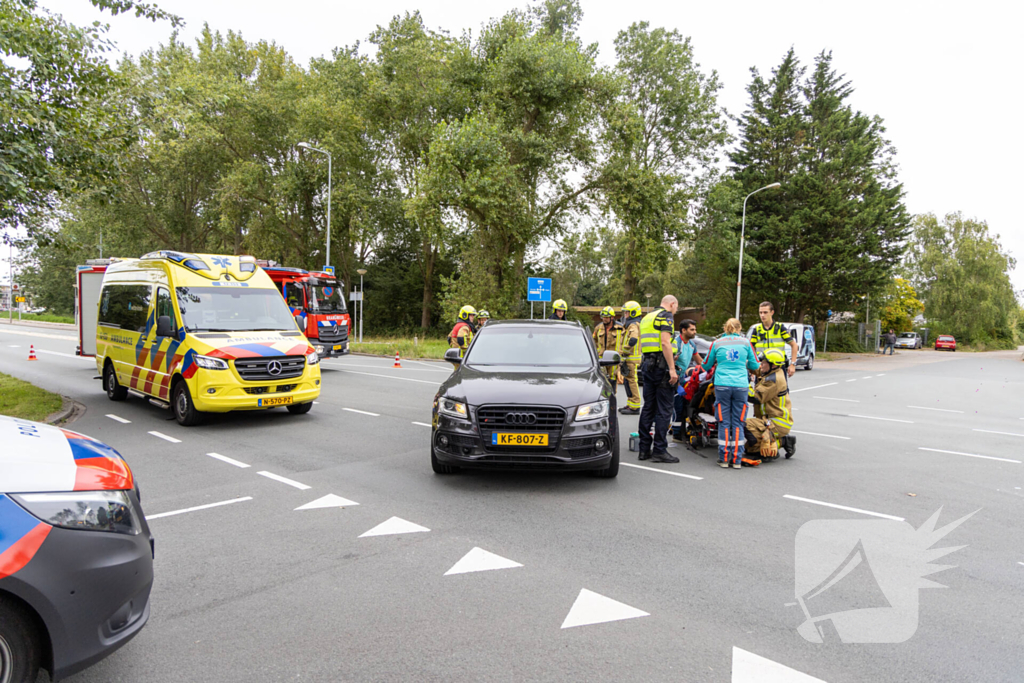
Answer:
[28, 345, 38, 361]
[393, 352, 402, 369]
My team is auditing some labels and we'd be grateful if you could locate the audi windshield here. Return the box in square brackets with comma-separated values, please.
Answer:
[176, 287, 297, 332]
[466, 327, 593, 367]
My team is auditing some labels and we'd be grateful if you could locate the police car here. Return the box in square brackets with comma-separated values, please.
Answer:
[0, 416, 153, 682]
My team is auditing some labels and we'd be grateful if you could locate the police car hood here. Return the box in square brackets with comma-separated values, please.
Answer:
[0, 416, 134, 493]
[441, 365, 606, 408]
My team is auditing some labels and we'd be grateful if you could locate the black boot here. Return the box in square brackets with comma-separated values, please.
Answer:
[782, 435, 797, 459]
[619, 407, 640, 415]
[638, 451, 652, 461]
[651, 452, 679, 463]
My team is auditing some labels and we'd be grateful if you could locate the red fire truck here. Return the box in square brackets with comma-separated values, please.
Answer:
[262, 265, 351, 358]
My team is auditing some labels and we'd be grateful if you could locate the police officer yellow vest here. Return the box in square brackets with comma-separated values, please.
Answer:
[639, 309, 669, 354]
[753, 322, 787, 352]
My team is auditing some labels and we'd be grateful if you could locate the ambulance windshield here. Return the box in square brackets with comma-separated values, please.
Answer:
[176, 287, 297, 332]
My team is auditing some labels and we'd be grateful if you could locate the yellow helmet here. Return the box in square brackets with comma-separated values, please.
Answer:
[623, 301, 642, 318]
[600, 306, 615, 318]
[458, 305, 477, 321]
[759, 348, 786, 367]
[477, 310, 490, 320]
[552, 299, 568, 312]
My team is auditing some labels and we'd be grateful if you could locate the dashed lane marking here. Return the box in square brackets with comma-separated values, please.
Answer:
[8, 344, 20, 348]
[34, 349, 93, 361]
[343, 407, 380, 417]
[106, 414, 131, 423]
[974, 429, 1024, 438]
[862, 376, 873, 379]
[412, 421, 432, 427]
[257, 471, 311, 490]
[812, 396, 859, 402]
[148, 496, 252, 520]
[207, 452, 251, 468]
[845, 379, 857, 382]
[790, 430, 850, 440]
[918, 447, 1021, 464]
[148, 431, 181, 443]
[621, 462, 703, 480]
[789, 382, 837, 394]
[335, 369, 441, 385]
[908, 405, 964, 413]
[783, 494, 904, 521]
[848, 414, 914, 424]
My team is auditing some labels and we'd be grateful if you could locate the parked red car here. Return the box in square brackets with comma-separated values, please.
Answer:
[934, 335, 957, 351]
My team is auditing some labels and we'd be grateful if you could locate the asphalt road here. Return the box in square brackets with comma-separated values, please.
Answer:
[1, 323, 1022, 682]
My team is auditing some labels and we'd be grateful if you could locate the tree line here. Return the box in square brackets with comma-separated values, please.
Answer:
[4, 0, 1021, 346]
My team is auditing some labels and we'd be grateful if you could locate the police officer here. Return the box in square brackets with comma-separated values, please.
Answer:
[448, 305, 477, 358]
[592, 306, 623, 385]
[742, 348, 797, 466]
[636, 295, 680, 463]
[549, 299, 568, 320]
[618, 300, 643, 415]
[750, 301, 798, 377]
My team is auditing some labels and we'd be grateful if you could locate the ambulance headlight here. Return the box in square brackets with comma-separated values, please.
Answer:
[13, 491, 141, 536]
[306, 351, 320, 365]
[195, 354, 229, 370]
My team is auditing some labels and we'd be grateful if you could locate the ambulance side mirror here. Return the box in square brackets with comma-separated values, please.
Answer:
[156, 315, 175, 338]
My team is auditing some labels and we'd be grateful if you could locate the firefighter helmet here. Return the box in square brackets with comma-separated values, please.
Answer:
[552, 299, 568, 312]
[623, 301, 642, 318]
[477, 310, 490, 320]
[458, 305, 477, 321]
[759, 348, 786, 367]
[600, 306, 615, 318]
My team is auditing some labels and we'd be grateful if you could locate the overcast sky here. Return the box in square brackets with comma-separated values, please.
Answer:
[32, 0, 1024, 291]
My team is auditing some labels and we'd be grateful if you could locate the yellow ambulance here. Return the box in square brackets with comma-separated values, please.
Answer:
[95, 251, 321, 425]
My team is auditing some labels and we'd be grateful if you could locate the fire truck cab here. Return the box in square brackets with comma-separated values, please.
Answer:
[262, 265, 351, 358]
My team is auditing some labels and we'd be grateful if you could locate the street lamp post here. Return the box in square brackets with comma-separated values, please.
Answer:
[356, 268, 367, 343]
[735, 182, 782, 319]
[297, 142, 332, 271]
[645, 293, 653, 311]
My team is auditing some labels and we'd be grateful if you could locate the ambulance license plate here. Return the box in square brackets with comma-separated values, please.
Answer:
[259, 396, 293, 407]
[333, 345, 342, 351]
[491, 433, 548, 446]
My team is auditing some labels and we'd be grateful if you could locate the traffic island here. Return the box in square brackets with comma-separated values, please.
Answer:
[0, 371, 78, 424]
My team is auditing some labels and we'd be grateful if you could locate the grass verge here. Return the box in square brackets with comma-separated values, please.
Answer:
[0, 372, 64, 422]
[349, 337, 450, 360]
[0, 312, 75, 325]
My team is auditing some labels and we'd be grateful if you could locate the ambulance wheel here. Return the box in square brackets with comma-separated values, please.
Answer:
[172, 381, 203, 426]
[287, 402, 313, 415]
[104, 362, 128, 401]
[431, 446, 459, 474]
[0, 597, 42, 683]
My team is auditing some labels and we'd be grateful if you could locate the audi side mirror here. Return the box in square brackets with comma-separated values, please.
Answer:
[444, 348, 463, 364]
[156, 315, 175, 338]
[599, 350, 621, 367]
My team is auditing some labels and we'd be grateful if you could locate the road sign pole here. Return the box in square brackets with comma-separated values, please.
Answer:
[531, 302, 534, 320]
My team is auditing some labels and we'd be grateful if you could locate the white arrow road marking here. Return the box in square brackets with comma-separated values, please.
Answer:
[206, 452, 251, 468]
[295, 494, 360, 510]
[148, 431, 181, 443]
[445, 547, 523, 575]
[148, 496, 252, 520]
[732, 647, 827, 683]
[359, 516, 430, 537]
[560, 588, 649, 629]
[257, 471, 311, 490]
[106, 414, 131, 423]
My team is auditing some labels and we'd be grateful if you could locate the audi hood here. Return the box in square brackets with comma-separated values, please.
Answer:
[438, 364, 611, 408]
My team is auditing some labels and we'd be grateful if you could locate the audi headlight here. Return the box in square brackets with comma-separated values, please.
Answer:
[306, 351, 320, 365]
[575, 399, 610, 422]
[13, 491, 141, 536]
[195, 354, 229, 370]
[437, 397, 468, 420]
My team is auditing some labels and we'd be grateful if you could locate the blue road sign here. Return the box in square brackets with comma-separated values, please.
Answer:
[323, 266, 335, 275]
[527, 277, 552, 303]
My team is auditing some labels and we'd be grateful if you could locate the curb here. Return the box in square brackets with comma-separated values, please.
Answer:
[45, 396, 86, 426]
[0, 319, 76, 331]
[347, 351, 446, 363]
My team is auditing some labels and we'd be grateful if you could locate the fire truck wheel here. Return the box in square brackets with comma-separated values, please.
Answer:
[104, 362, 128, 401]
[172, 381, 204, 426]
[286, 402, 313, 415]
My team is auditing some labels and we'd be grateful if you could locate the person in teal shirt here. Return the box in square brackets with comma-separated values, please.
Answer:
[701, 318, 759, 468]
[672, 319, 702, 441]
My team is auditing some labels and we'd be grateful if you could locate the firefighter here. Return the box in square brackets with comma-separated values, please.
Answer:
[636, 295, 680, 462]
[448, 305, 477, 358]
[477, 310, 490, 328]
[750, 301, 799, 378]
[618, 300, 643, 415]
[742, 348, 797, 466]
[549, 299, 568, 320]
[592, 306, 623, 385]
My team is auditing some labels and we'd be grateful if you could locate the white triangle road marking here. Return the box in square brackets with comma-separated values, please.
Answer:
[294, 494, 360, 510]
[560, 588, 648, 629]
[359, 516, 430, 537]
[732, 647, 827, 683]
[444, 547, 523, 575]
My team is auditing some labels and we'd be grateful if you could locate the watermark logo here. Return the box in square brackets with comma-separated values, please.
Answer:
[792, 508, 976, 643]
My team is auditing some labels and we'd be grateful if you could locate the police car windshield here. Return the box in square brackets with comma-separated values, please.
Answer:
[307, 281, 346, 313]
[467, 327, 593, 367]
[176, 287, 296, 332]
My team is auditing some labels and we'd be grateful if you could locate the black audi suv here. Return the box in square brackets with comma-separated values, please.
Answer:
[431, 319, 621, 477]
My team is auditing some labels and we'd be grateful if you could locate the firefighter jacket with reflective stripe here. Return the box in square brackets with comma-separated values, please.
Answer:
[749, 367, 793, 431]
[622, 316, 643, 363]
[751, 321, 792, 354]
[448, 321, 474, 356]
[639, 308, 674, 355]
[701, 333, 759, 388]
[592, 322, 623, 356]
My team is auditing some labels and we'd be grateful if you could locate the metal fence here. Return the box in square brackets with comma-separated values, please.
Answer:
[822, 319, 882, 353]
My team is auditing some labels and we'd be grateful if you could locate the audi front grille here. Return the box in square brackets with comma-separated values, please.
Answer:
[234, 356, 305, 381]
[477, 405, 567, 430]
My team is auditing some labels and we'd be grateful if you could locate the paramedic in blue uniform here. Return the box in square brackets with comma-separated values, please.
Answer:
[702, 317, 760, 469]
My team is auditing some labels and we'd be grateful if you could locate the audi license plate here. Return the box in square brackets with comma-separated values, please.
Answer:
[491, 433, 548, 447]
[258, 396, 293, 407]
